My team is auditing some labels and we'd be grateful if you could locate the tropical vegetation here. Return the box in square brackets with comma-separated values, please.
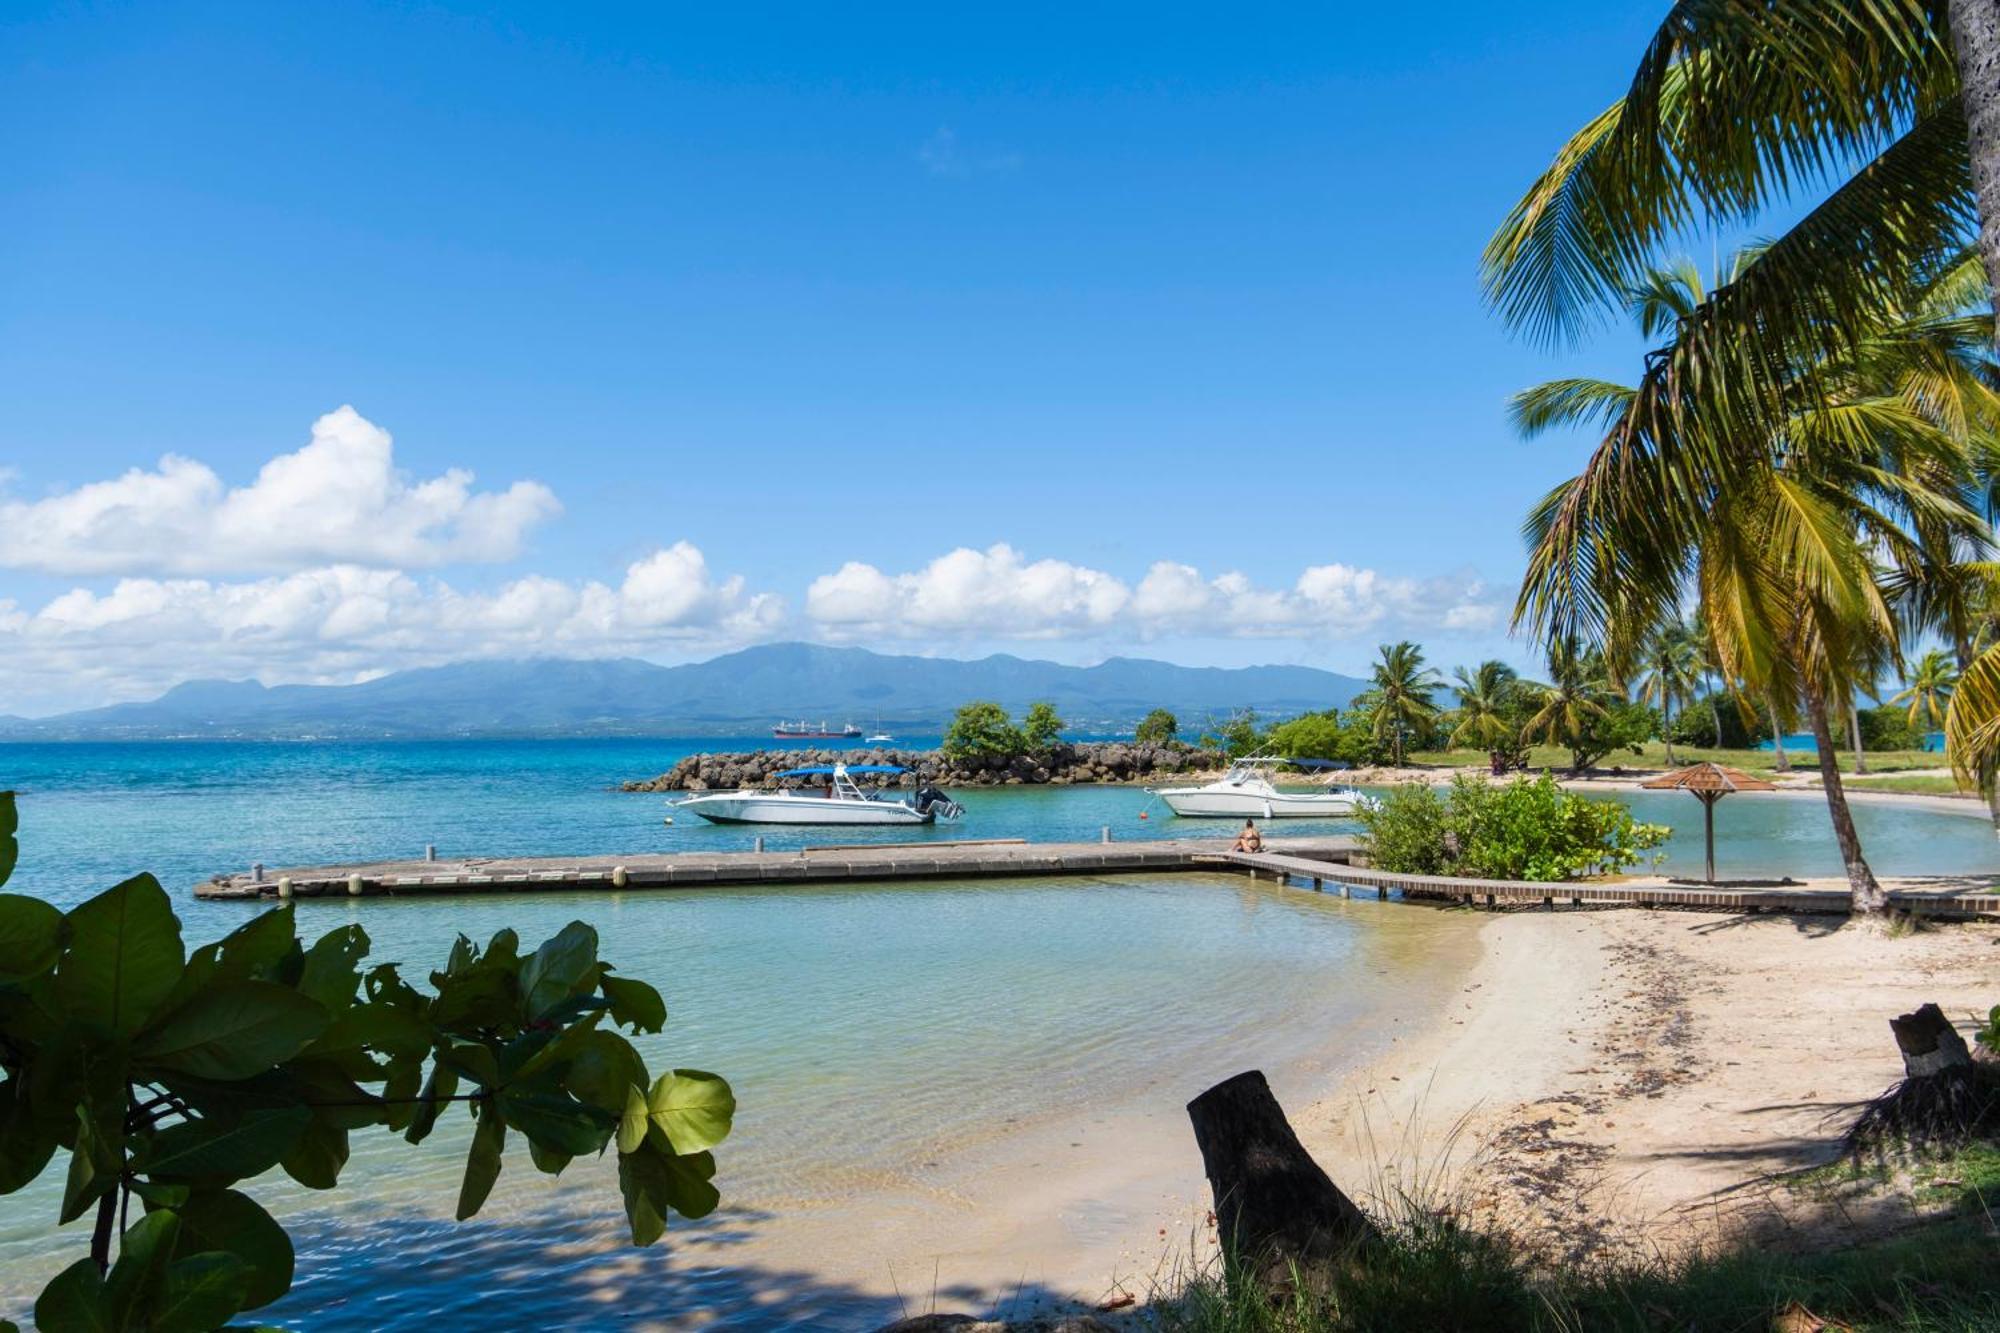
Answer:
[1358, 774, 1669, 883]
[0, 791, 730, 1332]
[1367, 642, 1440, 766]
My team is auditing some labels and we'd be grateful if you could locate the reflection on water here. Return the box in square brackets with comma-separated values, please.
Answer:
[0, 871, 1473, 1329]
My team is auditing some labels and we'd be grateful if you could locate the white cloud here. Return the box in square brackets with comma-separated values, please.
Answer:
[0, 406, 560, 576]
[1, 545, 783, 714]
[808, 545, 1498, 642]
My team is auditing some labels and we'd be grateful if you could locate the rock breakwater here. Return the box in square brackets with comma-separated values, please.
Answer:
[621, 742, 1227, 792]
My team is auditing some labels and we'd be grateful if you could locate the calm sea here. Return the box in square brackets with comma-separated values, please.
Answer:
[0, 740, 1993, 1329]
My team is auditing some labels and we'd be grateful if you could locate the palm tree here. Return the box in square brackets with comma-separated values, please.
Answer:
[1482, 3, 1993, 416]
[1634, 620, 1703, 765]
[1521, 641, 1616, 774]
[1369, 641, 1439, 767]
[1894, 647, 1961, 729]
[1510, 252, 1995, 914]
[1449, 660, 1523, 770]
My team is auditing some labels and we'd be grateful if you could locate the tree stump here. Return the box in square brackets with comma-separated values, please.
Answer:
[1890, 1003, 1972, 1077]
[1186, 1070, 1378, 1293]
[1848, 1001, 1998, 1150]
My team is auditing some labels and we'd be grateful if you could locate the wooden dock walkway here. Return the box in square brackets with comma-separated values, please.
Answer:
[195, 835, 1360, 900]
[194, 836, 2000, 918]
[1217, 851, 2000, 918]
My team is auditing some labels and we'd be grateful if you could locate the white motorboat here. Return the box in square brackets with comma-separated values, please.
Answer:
[1148, 756, 1377, 819]
[673, 763, 964, 826]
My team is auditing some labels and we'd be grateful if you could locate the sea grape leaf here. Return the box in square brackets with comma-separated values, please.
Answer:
[144, 1107, 310, 1183]
[280, 1110, 350, 1190]
[0, 1075, 58, 1193]
[171, 1188, 293, 1310]
[403, 1062, 459, 1145]
[455, 1104, 506, 1220]
[619, 1070, 735, 1156]
[137, 980, 330, 1080]
[60, 1097, 123, 1225]
[57, 874, 185, 1038]
[429, 963, 515, 1030]
[298, 924, 370, 1012]
[565, 1030, 648, 1117]
[0, 790, 15, 889]
[33, 1258, 110, 1333]
[150, 1252, 252, 1333]
[105, 1208, 181, 1331]
[518, 921, 599, 1021]
[215, 907, 299, 980]
[599, 975, 666, 1033]
[618, 1142, 719, 1245]
[527, 1137, 573, 1177]
[500, 1090, 612, 1157]
[0, 893, 62, 984]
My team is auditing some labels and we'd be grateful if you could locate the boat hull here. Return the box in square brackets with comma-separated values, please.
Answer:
[1155, 789, 1366, 819]
[678, 792, 935, 826]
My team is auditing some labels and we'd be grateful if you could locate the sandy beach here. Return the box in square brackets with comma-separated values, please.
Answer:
[633, 897, 2000, 1328]
[1296, 907, 2000, 1265]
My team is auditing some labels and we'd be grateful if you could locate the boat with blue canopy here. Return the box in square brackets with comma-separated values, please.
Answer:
[672, 762, 965, 826]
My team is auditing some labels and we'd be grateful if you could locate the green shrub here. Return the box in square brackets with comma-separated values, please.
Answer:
[941, 701, 1027, 759]
[1022, 701, 1065, 752]
[1135, 708, 1180, 747]
[1359, 774, 1668, 882]
[1357, 783, 1450, 875]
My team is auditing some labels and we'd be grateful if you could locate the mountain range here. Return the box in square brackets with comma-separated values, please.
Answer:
[0, 643, 1371, 740]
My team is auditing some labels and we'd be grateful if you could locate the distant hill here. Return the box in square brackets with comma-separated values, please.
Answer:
[0, 643, 1370, 740]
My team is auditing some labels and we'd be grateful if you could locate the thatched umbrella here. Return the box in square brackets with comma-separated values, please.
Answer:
[1640, 762, 1777, 883]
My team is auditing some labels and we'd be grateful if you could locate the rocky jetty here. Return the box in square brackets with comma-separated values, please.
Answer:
[621, 742, 1226, 792]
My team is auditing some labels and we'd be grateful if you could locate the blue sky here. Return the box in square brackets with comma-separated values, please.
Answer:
[0, 2, 1670, 713]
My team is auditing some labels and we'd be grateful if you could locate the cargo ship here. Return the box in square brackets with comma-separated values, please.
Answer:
[772, 720, 865, 739]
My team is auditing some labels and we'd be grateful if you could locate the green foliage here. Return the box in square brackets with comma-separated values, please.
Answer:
[1360, 774, 1668, 883]
[1859, 703, 1925, 751]
[1977, 1006, 2000, 1059]
[1135, 708, 1179, 747]
[1354, 784, 1449, 876]
[1369, 642, 1441, 766]
[0, 791, 729, 1331]
[940, 701, 1027, 760]
[1668, 694, 1762, 749]
[1202, 711, 1267, 760]
[1021, 701, 1065, 753]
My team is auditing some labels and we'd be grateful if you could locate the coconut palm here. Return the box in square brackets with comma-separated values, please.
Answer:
[1483, 2, 1994, 423]
[1511, 251, 1995, 914]
[1894, 647, 1961, 728]
[1369, 641, 1440, 767]
[1634, 620, 1704, 765]
[1521, 641, 1617, 774]
[1449, 660, 1524, 769]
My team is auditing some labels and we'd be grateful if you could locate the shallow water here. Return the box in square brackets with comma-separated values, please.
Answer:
[0, 740, 1993, 1328]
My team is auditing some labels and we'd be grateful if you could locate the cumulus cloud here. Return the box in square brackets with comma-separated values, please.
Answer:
[808, 544, 1498, 641]
[0, 406, 560, 576]
[2, 544, 783, 714]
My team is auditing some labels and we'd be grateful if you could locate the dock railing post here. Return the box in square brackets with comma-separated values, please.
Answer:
[252, 862, 264, 883]
[425, 844, 436, 862]
[754, 836, 765, 854]
[1101, 825, 1112, 844]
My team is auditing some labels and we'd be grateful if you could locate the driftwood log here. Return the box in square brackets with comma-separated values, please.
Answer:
[1848, 1002, 1999, 1150]
[1186, 1070, 1378, 1292]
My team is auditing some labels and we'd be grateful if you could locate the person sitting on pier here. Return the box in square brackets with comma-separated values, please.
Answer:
[1232, 819, 1264, 853]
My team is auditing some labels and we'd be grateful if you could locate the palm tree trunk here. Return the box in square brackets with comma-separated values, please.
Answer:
[1663, 703, 1675, 766]
[1808, 688, 1888, 915]
[1849, 701, 1867, 775]
[1948, 0, 2000, 329]
[1768, 697, 1791, 772]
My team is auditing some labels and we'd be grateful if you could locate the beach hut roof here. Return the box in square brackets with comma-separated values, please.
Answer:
[1639, 762, 1776, 794]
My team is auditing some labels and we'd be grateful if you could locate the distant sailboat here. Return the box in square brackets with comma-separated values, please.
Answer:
[864, 716, 895, 744]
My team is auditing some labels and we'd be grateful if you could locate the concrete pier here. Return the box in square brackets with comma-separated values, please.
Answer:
[195, 836, 1360, 900]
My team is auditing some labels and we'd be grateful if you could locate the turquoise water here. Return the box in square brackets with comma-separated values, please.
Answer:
[1, 741, 1995, 1329]
[0, 740, 1483, 1330]
[2, 742, 1995, 912]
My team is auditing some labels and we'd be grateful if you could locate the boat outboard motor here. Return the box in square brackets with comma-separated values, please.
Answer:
[914, 787, 964, 820]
